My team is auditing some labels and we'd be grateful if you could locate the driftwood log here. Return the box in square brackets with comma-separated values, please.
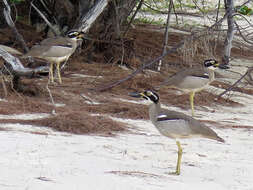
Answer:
[0, 47, 48, 77]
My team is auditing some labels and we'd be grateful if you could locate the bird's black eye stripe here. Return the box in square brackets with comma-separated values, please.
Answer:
[54, 44, 73, 48]
[143, 96, 148, 100]
[157, 117, 182, 121]
[191, 74, 209, 79]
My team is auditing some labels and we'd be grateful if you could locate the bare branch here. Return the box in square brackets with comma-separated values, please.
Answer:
[0, 45, 22, 55]
[76, 0, 109, 32]
[218, 67, 253, 98]
[235, 0, 253, 10]
[123, 0, 144, 37]
[158, 0, 173, 71]
[0, 47, 48, 77]
[2, 0, 29, 53]
[31, 2, 59, 36]
[94, 41, 184, 92]
[94, 10, 231, 92]
[234, 21, 253, 45]
[46, 84, 56, 115]
[246, 67, 253, 85]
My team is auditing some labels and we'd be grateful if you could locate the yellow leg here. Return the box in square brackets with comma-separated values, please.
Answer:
[49, 63, 54, 83]
[189, 91, 195, 116]
[175, 141, 183, 175]
[56, 62, 62, 84]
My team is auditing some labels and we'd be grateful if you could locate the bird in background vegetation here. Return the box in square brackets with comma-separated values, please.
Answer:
[22, 30, 85, 84]
[130, 90, 224, 175]
[156, 59, 229, 116]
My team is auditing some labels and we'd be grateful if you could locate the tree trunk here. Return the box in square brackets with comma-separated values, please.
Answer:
[76, 0, 137, 37]
[158, 0, 174, 71]
[76, 0, 138, 64]
[223, 0, 235, 64]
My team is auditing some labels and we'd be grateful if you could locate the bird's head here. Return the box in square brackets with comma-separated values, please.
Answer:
[129, 90, 159, 104]
[67, 31, 85, 40]
[203, 59, 230, 70]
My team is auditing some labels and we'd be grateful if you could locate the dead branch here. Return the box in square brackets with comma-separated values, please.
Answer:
[236, 0, 253, 9]
[234, 13, 253, 28]
[31, 2, 59, 36]
[46, 84, 56, 115]
[76, 0, 109, 32]
[218, 67, 253, 98]
[123, 0, 144, 37]
[215, 0, 221, 23]
[94, 41, 184, 92]
[94, 9, 231, 92]
[234, 21, 253, 45]
[3, 0, 29, 53]
[0, 45, 22, 55]
[158, 0, 173, 71]
[245, 67, 253, 85]
[0, 47, 48, 77]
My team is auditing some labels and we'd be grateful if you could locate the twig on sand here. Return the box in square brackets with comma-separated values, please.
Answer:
[3, 0, 29, 53]
[46, 84, 56, 115]
[218, 67, 253, 98]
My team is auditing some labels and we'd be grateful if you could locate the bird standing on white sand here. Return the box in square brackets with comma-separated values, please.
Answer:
[157, 59, 229, 116]
[130, 90, 224, 175]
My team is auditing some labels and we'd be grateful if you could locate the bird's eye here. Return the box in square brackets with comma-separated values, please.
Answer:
[68, 32, 79, 37]
[146, 91, 152, 96]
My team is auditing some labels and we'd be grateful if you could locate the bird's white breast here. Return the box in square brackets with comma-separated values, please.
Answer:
[178, 76, 210, 92]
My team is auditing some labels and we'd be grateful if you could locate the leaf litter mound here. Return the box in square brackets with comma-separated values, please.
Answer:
[1, 24, 253, 135]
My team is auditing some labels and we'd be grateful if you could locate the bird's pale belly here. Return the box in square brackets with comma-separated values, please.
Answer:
[43, 56, 69, 63]
[177, 76, 210, 92]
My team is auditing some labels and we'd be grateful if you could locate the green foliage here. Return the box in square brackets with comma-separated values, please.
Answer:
[133, 17, 164, 25]
[237, 5, 253, 16]
[9, 0, 25, 4]
[173, 3, 196, 9]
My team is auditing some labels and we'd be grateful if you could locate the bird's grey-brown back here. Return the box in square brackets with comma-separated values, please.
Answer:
[148, 99, 224, 143]
[23, 37, 77, 59]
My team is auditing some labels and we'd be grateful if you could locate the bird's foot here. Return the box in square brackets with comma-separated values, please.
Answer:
[168, 171, 180, 176]
[48, 81, 57, 86]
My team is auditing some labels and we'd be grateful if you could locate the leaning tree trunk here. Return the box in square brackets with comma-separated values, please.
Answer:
[223, 0, 235, 64]
[87, 0, 137, 39]
[76, 0, 138, 64]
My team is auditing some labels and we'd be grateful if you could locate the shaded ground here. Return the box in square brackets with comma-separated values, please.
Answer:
[1, 24, 253, 135]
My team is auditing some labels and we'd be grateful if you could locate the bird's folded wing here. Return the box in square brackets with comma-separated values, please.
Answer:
[190, 72, 209, 79]
[40, 37, 71, 45]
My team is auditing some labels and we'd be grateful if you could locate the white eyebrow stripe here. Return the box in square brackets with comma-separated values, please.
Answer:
[157, 114, 167, 118]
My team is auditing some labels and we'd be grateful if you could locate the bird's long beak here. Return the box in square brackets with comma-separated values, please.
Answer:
[218, 63, 230, 69]
[129, 92, 143, 98]
[77, 32, 85, 40]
